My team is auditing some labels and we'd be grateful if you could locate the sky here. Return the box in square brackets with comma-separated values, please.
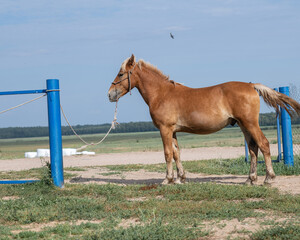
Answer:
[0, 0, 300, 128]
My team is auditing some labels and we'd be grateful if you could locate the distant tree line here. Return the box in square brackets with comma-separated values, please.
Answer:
[0, 121, 158, 139]
[259, 112, 300, 126]
[0, 113, 300, 139]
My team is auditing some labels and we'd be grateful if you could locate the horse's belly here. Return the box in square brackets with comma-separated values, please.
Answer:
[176, 112, 231, 134]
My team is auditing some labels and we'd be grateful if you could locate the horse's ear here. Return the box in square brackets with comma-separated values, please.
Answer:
[128, 54, 136, 66]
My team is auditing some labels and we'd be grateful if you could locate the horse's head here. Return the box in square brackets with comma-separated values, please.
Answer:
[108, 54, 137, 102]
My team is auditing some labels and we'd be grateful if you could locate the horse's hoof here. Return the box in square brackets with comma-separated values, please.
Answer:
[264, 176, 276, 185]
[161, 178, 173, 185]
[244, 179, 252, 185]
[245, 178, 257, 186]
[174, 178, 184, 184]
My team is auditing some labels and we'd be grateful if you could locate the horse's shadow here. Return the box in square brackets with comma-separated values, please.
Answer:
[69, 175, 246, 185]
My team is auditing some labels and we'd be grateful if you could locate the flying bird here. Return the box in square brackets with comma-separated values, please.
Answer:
[170, 32, 174, 39]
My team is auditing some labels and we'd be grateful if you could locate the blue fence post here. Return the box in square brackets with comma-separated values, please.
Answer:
[47, 79, 64, 187]
[279, 86, 294, 166]
[245, 139, 249, 162]
[274, 88, 282, 161]
[276, 113, 282, 161]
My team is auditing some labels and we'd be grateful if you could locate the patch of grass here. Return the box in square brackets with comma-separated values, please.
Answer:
[64, 167, 87, 172]
[0, 167, 44, 180]
[252, 224, 300, 240]
[0, 165, 75, 181]
[157, 183, 277, 201]
[10, 220, 207, 240]
[104, 156, 300, 176]
[63, 171, 78, 180]
[0, 225, 12, 238]
[13, 222, 105, 240]
[182, 156, 300, 176]
[40, 161, 53, 186]
[96, 220, 207, 240]
[105, 164, 165, 173]
[183, 157, 253, 175]
[248, 193, 300, 216]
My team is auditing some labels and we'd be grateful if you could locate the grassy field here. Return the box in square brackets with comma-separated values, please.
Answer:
[1, 159, 300, 239]
[0, 126, 280, 160]
[1, 126, 300, 239]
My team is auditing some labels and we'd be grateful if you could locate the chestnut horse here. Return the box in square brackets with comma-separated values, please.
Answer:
[108, 54, 300, 185]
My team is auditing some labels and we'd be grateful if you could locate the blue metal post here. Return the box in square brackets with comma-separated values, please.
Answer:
[279, 86, 294, 166]
[47, 79, 64, 187]
[245, 139, 249, 163]
[276, 113, 282, 161]
[274, 88, 282, 161]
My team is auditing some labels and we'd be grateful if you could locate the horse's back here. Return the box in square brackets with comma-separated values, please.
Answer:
[169, 81, 260, 133]
[177, 81, 259, 110]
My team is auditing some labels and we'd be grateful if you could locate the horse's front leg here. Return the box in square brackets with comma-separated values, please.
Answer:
[160, 127, 174, 185]
[172, 133, 186, 184]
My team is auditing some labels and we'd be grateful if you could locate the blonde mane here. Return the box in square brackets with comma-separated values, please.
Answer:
[137, 60, 169, 80]
[120, 57, 182, 86]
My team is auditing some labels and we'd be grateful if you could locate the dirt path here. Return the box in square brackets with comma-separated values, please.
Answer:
[67, 167, 300, 195]
[0, 145, 280, 171]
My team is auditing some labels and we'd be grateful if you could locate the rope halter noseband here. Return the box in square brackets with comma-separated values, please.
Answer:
[111, 62, 136, 95]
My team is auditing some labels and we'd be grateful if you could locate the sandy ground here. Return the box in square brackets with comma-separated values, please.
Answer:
[67, 167, 300, 195]
[0, 144, 280, 171]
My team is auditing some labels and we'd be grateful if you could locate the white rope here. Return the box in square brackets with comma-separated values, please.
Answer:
[0, 91, 118, 151]
[0, 94, 46, 115]
[60, 101, 119, 151]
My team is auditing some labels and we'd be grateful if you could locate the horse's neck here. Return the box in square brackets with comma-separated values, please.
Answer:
[136, 69, 169, 106]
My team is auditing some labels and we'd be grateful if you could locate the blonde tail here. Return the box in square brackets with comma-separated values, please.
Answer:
[253, 83, 300, 117]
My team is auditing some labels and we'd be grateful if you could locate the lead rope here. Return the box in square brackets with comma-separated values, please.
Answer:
[61, 100, 119, 152]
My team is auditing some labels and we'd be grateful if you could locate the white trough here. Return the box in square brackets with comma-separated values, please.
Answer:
[37, 149, 50, 157]
[25, 152, 38, 158]
[25, 148, 95, 158]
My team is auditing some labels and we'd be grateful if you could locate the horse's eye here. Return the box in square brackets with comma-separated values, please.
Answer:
[118, 73, 124, 77]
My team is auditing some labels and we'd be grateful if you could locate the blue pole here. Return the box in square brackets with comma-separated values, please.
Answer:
[279, 86, 294, 166]
[274, 88, 282, 161]
[276, 113, 282, 161]
[245, 139, 249, 163]
[47, 79, 64, 187]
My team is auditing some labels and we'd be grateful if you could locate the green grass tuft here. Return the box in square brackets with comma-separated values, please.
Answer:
[252, 224, 300, 240]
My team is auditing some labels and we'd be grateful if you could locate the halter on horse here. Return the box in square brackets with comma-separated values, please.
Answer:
[111, 62, 136, 95]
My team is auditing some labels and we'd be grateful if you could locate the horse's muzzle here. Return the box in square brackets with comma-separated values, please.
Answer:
[108, 90, 119, 102]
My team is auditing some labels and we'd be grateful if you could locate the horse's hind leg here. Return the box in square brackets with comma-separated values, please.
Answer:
[172, 133, 186, 184]
[240, 122, 276, 185]
[160, 126, 175, 184]
[241, 128, 259, 185]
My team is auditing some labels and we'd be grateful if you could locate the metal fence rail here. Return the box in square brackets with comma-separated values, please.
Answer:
[0, 79, 64, 188]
